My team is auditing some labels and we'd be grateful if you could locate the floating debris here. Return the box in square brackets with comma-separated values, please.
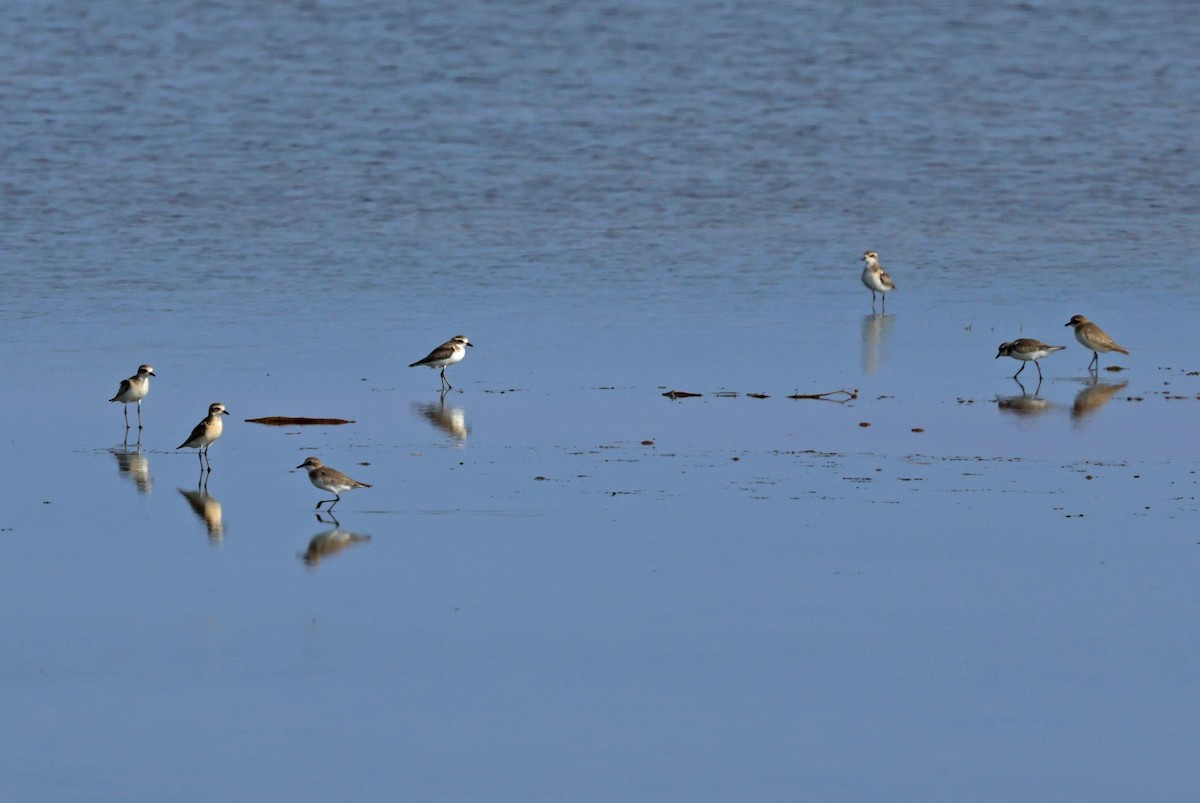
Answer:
[245, 416, 355, 426]
[787, 388, 858, 402]
[663, 390, 703, 399]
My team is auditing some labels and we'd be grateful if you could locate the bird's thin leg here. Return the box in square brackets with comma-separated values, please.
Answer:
[1089, 352, 1098, 372]
[197, 449, 204, 470]
[137, 400, 143, 429]
[123, 405, 130, 429]
[881, 294, 886, 313]
[315, 499, 325, 509]
[1035, 361, 1044, 381]
[204, 446, 213, 472]
[327, 494, 341, 512]
[441, 368, 452, 391]
[1014, 362, 1026, 379]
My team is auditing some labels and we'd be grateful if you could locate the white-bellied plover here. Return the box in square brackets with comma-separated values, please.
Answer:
[178, 403, 228, 471]
[861, 251, 896, 312]
[296, 456, 372, 512]
[409, 335, 472, 390]
[109, 364, 155, 429]
[995, 339, 1065, 380]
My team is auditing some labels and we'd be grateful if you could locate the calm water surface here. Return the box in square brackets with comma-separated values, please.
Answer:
[2, 1, 1199, 800]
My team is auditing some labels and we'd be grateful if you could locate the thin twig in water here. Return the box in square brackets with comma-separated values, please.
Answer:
[786, 388, 858, 402]
[245, 416, 356, 426]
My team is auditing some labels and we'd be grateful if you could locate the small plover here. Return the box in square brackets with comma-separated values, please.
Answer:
[109, 364, 155, 429]
[178, 403, 228, 471]
[995, 339, 1065, 380]
[1064, 314, 1129, 371]
[296, 456, 372, 512]
[409, 335, 472, 390]
[861, 251, 896, 312]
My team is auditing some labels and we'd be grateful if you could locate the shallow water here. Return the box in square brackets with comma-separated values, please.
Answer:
[3, 1, 1200, 800]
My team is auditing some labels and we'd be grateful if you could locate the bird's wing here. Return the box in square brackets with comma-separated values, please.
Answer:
[412, 343, 454, 365]
[178, 419, 208, 447]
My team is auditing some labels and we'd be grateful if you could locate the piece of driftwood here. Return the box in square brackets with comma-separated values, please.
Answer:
[662, 390, 703, 399]
[245, 416, 356, 426]
[786, 388, 858, 402]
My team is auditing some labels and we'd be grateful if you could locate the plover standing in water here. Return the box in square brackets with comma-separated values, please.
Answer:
[995, 339, 1065, 380]
[109, 364, 155, 429]
[1064, 314, 1129, 372]
[178, 403, 229, 471]
[296, 456, 372, 512]
[409, 335, 472, 390]
[861, 251, 896, 312]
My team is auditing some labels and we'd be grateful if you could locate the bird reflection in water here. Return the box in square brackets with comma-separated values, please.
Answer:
[302, 515, 371, 567]
[996, 377, 1054, 417]
[178, 484, 224, 542]
[1072, 378, 1128, 422]
[110, 443, 153, 494]
[860, 313, 894, 375]
[412, 392, 469, 443]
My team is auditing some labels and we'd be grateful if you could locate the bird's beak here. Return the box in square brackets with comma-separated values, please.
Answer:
[149, 371, 156, 376]
[295, 463, 306, 469]
[222, 410, 230, 415]
[1063, 321, 1071, 327]
[466, 342, 474, 347]
[994, 353, 1000, 359]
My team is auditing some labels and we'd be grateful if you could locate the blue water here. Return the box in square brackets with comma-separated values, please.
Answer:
[3, 1, 1200, 800]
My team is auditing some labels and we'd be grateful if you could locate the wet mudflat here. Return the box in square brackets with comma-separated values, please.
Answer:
[3, 336, 1198, 799]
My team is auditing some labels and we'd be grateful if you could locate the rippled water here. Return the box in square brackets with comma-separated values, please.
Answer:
[3, 1, 1199, 800]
